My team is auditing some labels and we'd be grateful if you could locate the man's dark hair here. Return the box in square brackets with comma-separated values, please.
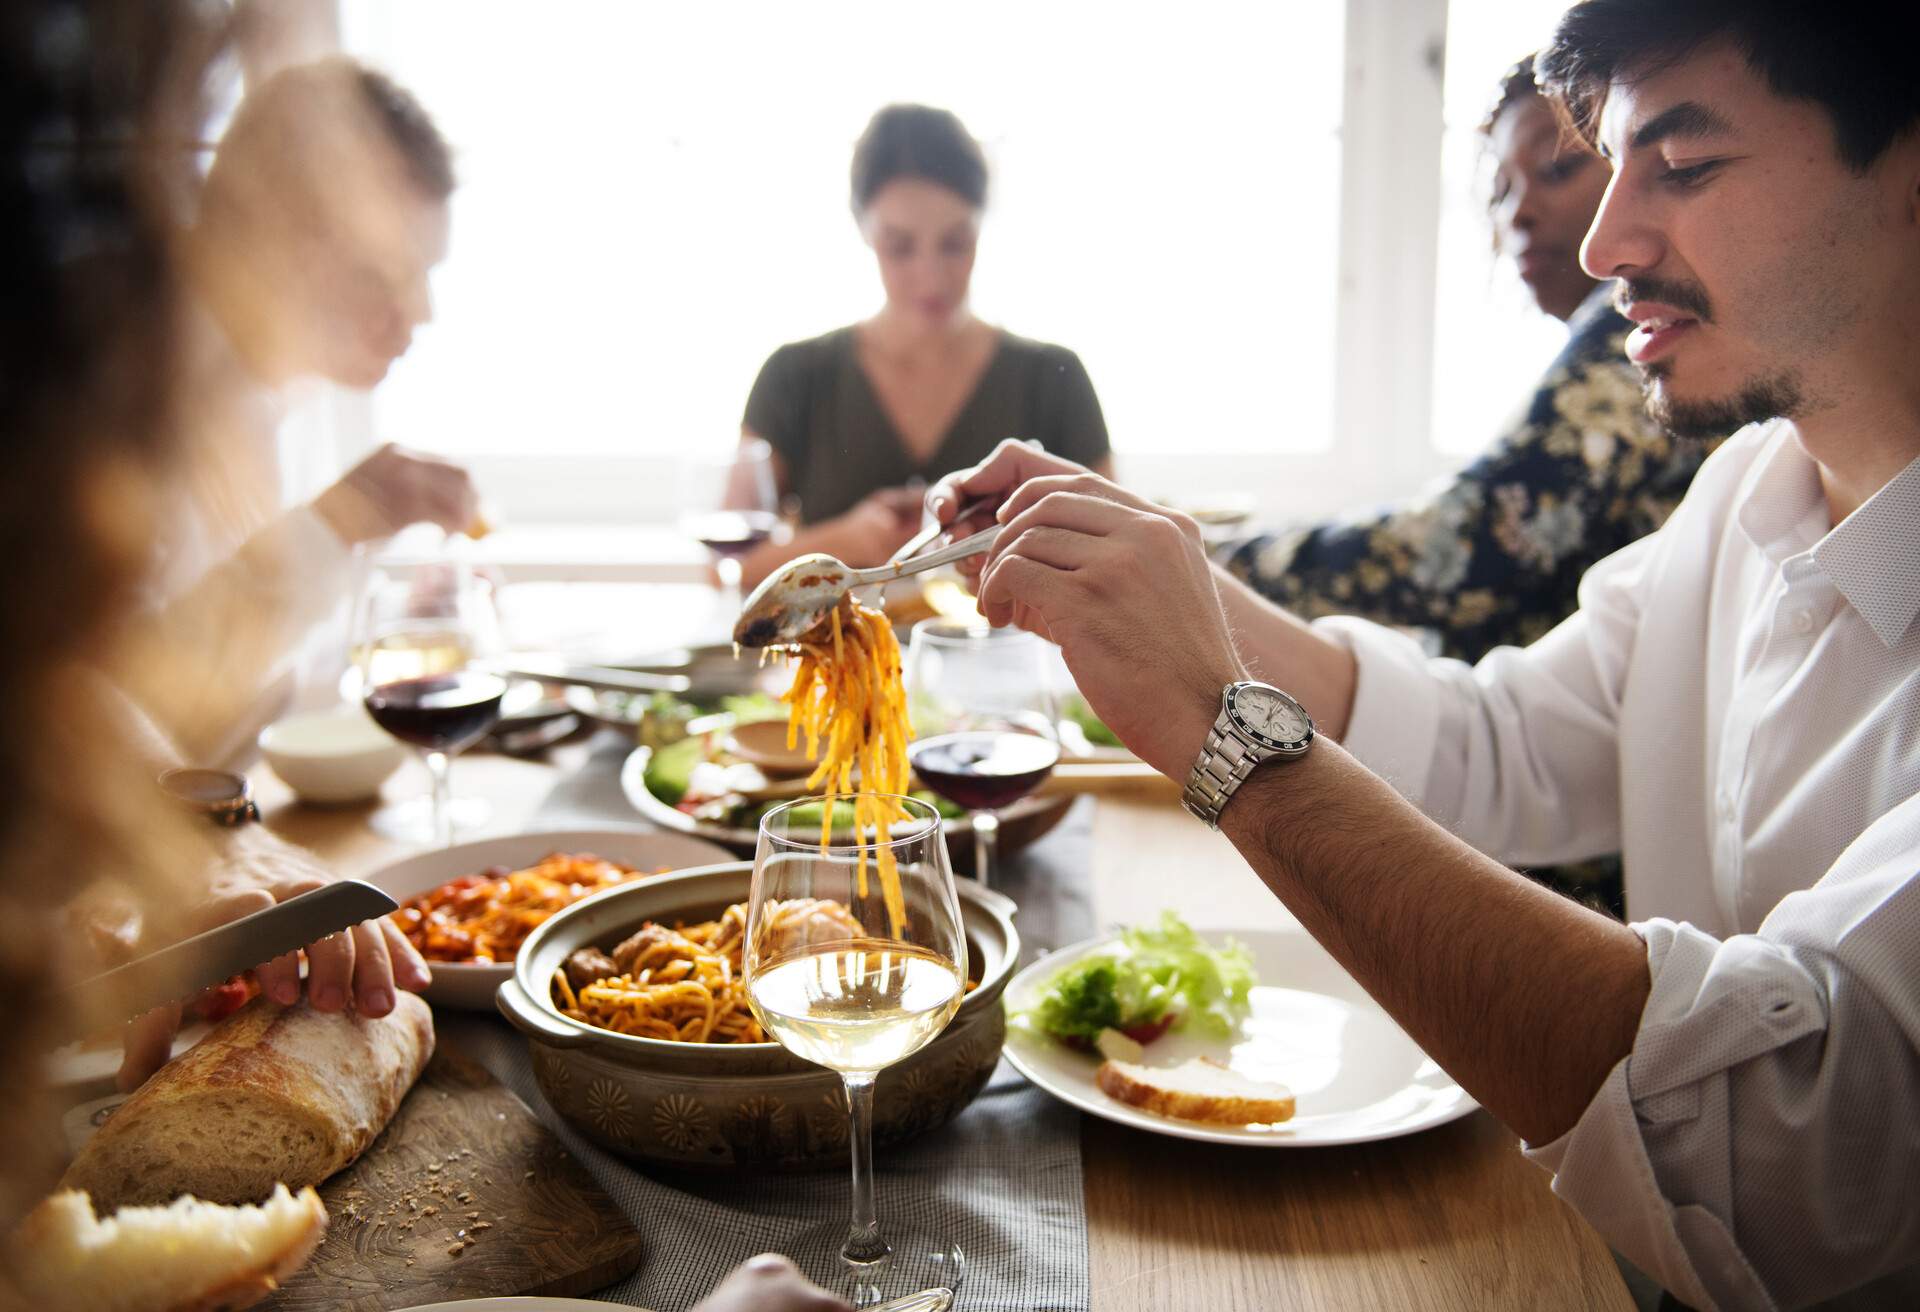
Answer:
[350, 62, 454, 199]
[850, 104, 987, 216]
[1538, 1, 1920, 172]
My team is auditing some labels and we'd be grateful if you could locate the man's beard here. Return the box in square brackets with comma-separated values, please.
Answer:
[1617, 276, 1806, 441]
[1641, 364, 1806, 441]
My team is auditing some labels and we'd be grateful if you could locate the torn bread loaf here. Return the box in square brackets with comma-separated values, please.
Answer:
[1095, 1055, 1295, 1125]
[9, 1184, 326, 1312]
[62, 994, 433, 1212]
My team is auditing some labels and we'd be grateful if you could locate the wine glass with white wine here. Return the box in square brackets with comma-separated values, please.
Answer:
[746, 794, 967, 1306]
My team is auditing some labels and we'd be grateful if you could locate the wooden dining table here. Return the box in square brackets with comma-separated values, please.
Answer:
[258, 739, 1635, 1312]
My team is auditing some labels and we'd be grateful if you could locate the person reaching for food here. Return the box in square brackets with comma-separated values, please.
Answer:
[925, 8, 1920, 1287]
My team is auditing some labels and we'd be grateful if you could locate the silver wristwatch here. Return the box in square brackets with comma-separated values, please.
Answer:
[1181, 681, 1314, 828]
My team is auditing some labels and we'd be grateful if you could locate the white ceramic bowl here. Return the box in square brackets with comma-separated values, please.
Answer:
[367, 827, 733, 1009]
[258, 705, 407, 805]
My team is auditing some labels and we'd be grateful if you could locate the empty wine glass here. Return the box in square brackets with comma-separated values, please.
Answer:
[351, 553, 505, 847]
[904, 621, 1061, 888]
[677, 438, 780, 620]
[746, 794, 967, 1305]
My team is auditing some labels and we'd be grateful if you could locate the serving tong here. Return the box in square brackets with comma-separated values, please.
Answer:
[732, 498, 1001, 649]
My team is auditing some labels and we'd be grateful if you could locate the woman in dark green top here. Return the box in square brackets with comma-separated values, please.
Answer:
[732, 104, 1111, 589]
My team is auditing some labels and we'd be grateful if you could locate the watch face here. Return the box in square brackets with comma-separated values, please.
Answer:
[158, 768, 247, 807]
[1227, 684, 1313, 750]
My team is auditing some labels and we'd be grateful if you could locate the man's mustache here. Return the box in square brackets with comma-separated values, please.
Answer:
[1614, 277, 1714, 323]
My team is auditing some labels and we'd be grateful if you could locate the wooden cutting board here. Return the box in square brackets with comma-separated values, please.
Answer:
[260, 1042, 644, 1310]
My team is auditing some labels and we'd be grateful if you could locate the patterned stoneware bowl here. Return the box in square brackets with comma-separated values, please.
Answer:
[497, 861, 1019, 1172]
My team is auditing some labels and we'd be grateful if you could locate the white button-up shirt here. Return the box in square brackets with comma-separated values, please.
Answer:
[1322, 421, 1920, 1311]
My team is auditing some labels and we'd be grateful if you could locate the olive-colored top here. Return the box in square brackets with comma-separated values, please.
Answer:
[743, 326, 1111, 524]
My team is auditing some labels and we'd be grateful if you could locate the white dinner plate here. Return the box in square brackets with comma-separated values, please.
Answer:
[1002, 926, 1477, 1146]
[44, 1019, 212, 1094]
[368, 827, 731, 1010]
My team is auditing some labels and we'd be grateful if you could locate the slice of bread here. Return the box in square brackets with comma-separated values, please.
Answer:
[8, 1184, 326, 1312]
[61, 994, 433, 1213]
[1095, 1055, 1295, 1125]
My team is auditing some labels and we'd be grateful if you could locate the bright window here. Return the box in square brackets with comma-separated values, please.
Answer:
[340, 0, 1347, 495]
[1428, 0, 1585, 457]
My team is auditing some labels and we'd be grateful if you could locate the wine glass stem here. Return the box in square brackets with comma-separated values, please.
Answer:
[970, 809, 1000, 889]
[840, 1072, 888, 1265]
[424, 750, 453, 848]
[715, 555, 745, 610]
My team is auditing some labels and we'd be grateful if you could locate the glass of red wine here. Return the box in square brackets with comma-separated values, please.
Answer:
[351, 557, 505, 847]
[677, 438, 780, 622]
[903, 620, 1061, 889]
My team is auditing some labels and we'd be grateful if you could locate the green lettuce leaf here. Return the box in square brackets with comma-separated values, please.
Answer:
[1014, 911, 1255, 1045]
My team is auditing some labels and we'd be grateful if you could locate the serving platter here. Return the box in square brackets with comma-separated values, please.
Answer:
[366, 828, 731, 1009]
[1003, 926, 1476, 1147]
[617, 745, 1072, 865]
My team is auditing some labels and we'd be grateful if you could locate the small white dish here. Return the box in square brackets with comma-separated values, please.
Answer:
[719, 717, 814, 776]
[258, 704, 406, 805]
[1003, 926, 1476, 1147]
[367, 827, 732, 1010]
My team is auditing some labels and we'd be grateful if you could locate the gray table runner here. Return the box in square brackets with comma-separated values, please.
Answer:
[450, 735, 1094, 1310]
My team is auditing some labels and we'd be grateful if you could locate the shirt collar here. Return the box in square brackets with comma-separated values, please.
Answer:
[1735, 423, 1828, 565]
[1812, 449, 1920, 647]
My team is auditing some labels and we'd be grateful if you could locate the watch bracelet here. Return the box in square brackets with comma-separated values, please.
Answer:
[1181, 722, 1260, 828]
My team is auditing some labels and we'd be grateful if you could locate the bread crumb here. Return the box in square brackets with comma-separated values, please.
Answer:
[447, 1242, 467, 1257]
[471, 1220, 493, 1232]
[422, 1206, 438, 1217]
[426, 1162, 441, 1174]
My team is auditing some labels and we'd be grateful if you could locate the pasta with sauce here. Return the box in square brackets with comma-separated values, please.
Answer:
[772, 596, 914, 934]
[392, 851, 661, 964]
[554, 898, 863, 1043]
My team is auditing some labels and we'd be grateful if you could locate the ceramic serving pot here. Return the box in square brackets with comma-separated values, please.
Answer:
[497, 861, 1019, 1172]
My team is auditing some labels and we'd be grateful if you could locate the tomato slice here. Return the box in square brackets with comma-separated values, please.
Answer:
[1119, 1014, 1176, 1046]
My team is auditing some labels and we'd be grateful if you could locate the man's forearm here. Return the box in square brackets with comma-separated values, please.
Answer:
[1218, 741, 1649, 1145]
[1211, 563, 1356, 740]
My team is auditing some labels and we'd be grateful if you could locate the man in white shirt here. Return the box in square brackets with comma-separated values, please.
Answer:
[928, 3, 1920, 1306]
[134, 57, 480, 765]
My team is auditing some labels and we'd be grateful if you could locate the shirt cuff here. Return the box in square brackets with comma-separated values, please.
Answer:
[1311, 616, 1441, 808]
[1522, 1059, 1723, 1311]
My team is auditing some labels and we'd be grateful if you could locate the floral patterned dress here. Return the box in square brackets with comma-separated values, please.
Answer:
[1223, 284, 1723, 914]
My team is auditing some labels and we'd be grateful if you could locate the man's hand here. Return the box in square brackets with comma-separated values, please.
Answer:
[930, 440, 1245, 780]
[311, 442, 481, 545]
[117, 829, 431, 1091]
[689, 1254, 850, 1312]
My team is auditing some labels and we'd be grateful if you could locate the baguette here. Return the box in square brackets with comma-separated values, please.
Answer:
[8, 1184, 326, 1312]
[62, 994, 433, 1213]
[1095, 1055, 1295, 1125]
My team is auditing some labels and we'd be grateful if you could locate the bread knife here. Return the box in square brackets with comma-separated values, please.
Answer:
[53, 880, 398, 1040]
